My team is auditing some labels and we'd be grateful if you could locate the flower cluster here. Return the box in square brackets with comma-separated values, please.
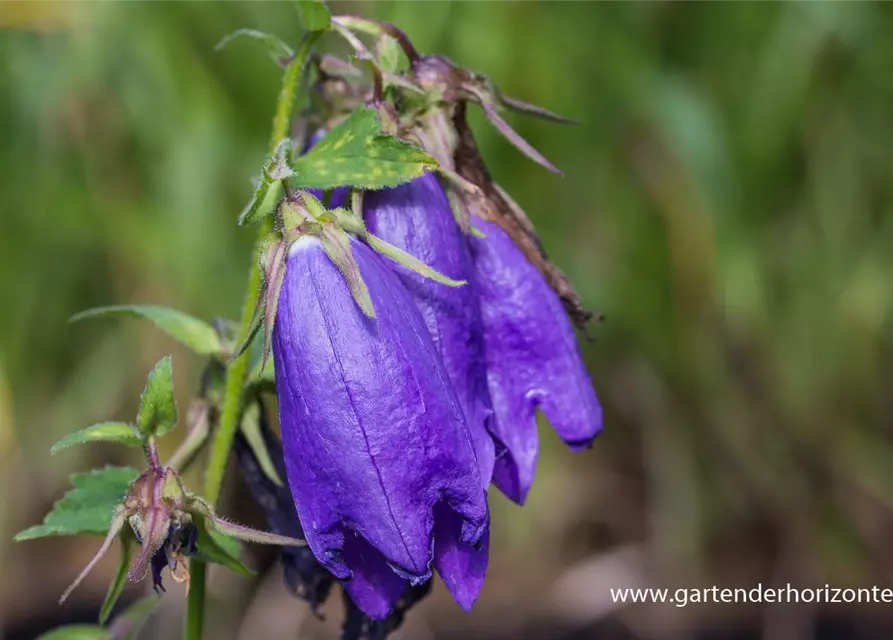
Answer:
[260, 46, 603, 622]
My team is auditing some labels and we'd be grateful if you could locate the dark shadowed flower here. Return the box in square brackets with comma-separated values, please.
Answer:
[272, 233, 489, 618]
[233, 410, 334, 612]
[341, 581, 432, 640]
[468, 216, 603, 504]
[149, 522, 197, 592]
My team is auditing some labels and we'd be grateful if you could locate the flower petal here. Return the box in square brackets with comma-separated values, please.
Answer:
[273, 234, 488, 614]
[364, 174, 496, 487]
[432, 501, 488, 611]
[469, 217, 603, 504]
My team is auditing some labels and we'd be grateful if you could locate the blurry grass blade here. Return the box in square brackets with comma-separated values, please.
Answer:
[296, 0, 331, 32]
[70, 306, 223, 356]
[14, 466, 138, 540]
[167, 400, 211, 473]
[36, 626, 108, 640]
[99, 528, 137, 625]
[193, 518, 254, 578]
[215, 29, 294, 65]
[136, 356, 178, 439]
[240, 401, 284, 487]
[107, 594, 161, 640]
[51, 422, 141, 454]
[366, 233, 466, 287]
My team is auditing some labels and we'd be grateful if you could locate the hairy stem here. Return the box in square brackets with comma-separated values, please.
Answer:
[184, 30, 322, 640]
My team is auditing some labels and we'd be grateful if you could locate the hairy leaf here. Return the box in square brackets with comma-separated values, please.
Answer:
[215, 29, 294, 64]
[70, 305, 223, 356]
[290, 106, 436, 190]
[136, 356, 178, 439]
[297, 0, 331, 32]
[51, 422, 141, 455]
[15, 467, 138, 540]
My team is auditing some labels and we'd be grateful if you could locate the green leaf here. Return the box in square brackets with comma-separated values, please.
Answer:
[136, 356, 178, 439]
[238, 141, 293, 226]
[240, 402, 284, 487]
[290, 106, 437, 190]
[297, 0, 331, 32]
[99, 529, 136, 624]
[194, 518, 253, 577]
[51, 422, 141, 455]
[36, 626, 108, 640]
[15, 466, 138, 540]
[320, 226, 376, 318]
[70, 305, 223, 356]
[107, 595, 161, 640]
[215, 29, 294, 64]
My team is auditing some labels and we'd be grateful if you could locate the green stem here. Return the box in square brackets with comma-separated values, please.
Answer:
[184, 559, 205, 640]
[184, 30, 322, 640]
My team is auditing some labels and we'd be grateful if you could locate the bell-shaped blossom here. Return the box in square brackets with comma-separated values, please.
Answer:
[272, 233, 488, 618]
[363, 174, 495, 486]
[468, 216, 603, 504]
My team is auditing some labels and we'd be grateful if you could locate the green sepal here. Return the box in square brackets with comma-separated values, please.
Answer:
[215, 29, 294, 64]
[136, 356, 178, 439]
[320, 226, 376, 318]
[193, 517, 254, 578]
[187, 494, 307, 548]
[296, 0, 331, 32]
[290, 106, 437, 190]
[99, 527, 137, 624]
[51, 422, 142, 455]
[14, 466, 139, 540]
[239, 140, 294, 226]
[70, 305, 223, 356]
[240, 401, 284, 487]
[366, 233, 466, 287]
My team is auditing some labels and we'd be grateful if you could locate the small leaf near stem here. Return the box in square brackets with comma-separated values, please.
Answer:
[290, 106, 437, 190]
[70, 306, 223, 357]
[296, 0, 331, 32]
[14, 466, 139, 541]
[136, 356, 178, 440]
[215, 29, 294, 65]
[51, 423, 141, 455]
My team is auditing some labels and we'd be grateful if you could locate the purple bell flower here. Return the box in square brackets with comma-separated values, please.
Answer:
[468, 216, 603, 504]
[272, 233, 489, 618]
[364, 174, 496, 486]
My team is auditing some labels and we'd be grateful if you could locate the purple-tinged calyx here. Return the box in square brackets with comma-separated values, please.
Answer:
[58, 463, 308, 605]
[468, 216, 603, 504]
[272, 232, 489, 618]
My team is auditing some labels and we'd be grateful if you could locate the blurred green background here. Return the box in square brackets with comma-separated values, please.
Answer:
[3, 2, 893, 639]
